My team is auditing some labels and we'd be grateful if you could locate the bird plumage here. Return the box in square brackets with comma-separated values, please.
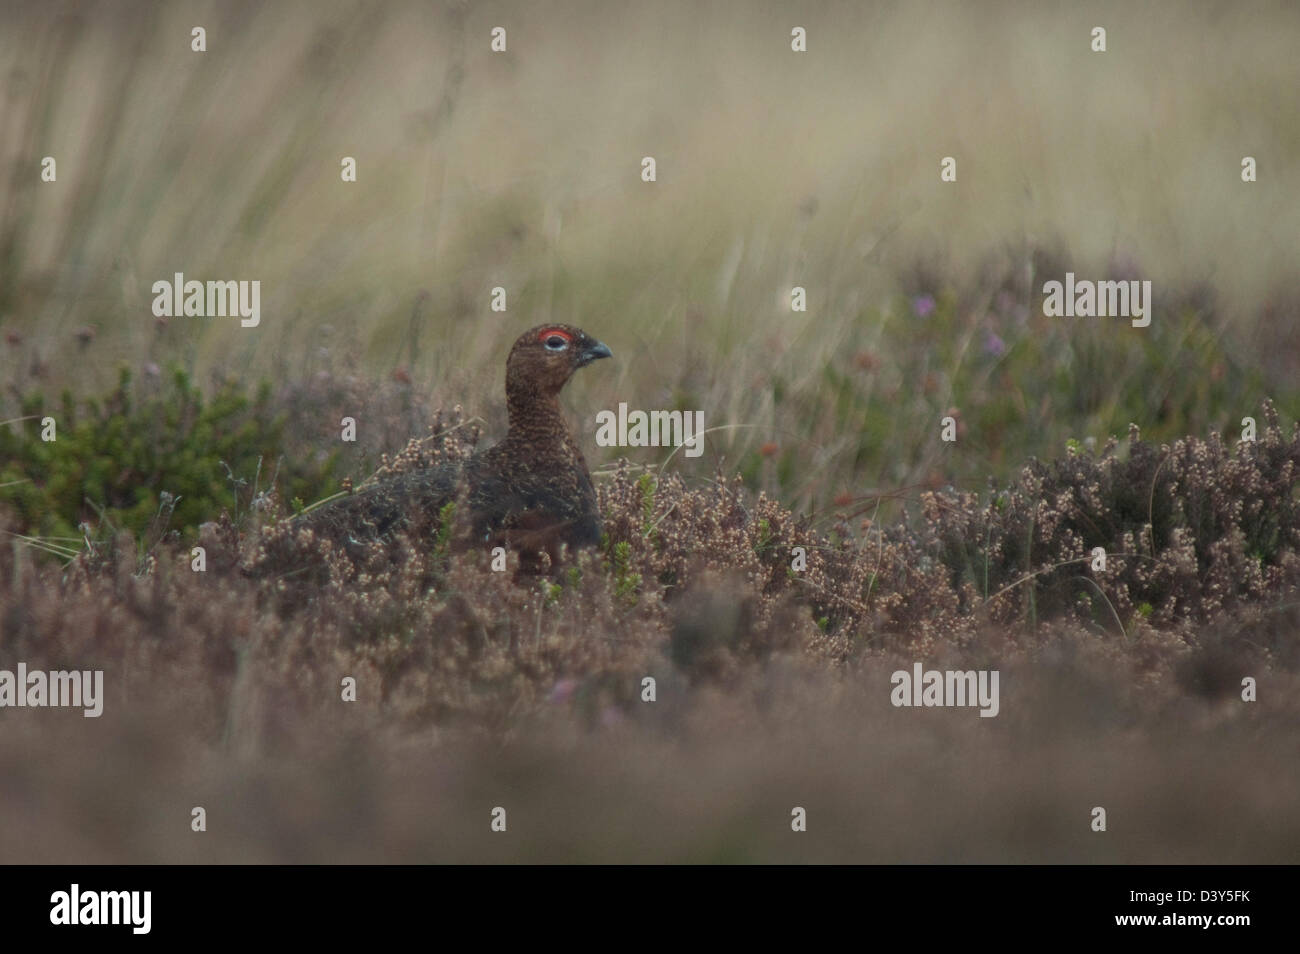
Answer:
[247, 324, 612, 578]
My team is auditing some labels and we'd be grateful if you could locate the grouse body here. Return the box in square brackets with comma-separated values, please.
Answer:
[260, 324, 612, 574]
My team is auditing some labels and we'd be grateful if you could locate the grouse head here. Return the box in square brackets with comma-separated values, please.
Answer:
[505, 324, 612, 410]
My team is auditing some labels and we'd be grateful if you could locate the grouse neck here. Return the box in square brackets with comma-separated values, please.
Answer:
[506, 382, 571, 434]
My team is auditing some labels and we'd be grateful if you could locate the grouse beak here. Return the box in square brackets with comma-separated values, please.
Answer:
[579, 339, 613, 367]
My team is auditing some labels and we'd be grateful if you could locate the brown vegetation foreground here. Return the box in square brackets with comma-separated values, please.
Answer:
[1, 403, 1298, 862]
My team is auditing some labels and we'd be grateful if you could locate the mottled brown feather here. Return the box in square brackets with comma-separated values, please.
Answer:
[256, 324, 611, 576]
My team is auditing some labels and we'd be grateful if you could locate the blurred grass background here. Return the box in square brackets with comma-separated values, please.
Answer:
[2, 0, 1299, 521]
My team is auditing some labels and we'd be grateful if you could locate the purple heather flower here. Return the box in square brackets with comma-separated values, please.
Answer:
[983, 331, 1006, 358]
[547, 678, 578, 704]
[912, 294, 936, 318]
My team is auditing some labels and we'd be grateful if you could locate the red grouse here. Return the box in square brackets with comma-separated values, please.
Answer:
[254, 324, 612, 576]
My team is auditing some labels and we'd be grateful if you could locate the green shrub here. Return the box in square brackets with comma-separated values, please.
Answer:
[0, 366, 341, 547]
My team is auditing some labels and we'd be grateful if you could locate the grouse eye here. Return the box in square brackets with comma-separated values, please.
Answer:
[544, 335, 568, 351]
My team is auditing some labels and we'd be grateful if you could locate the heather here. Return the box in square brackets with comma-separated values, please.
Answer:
[2, 380, 1299, 860]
